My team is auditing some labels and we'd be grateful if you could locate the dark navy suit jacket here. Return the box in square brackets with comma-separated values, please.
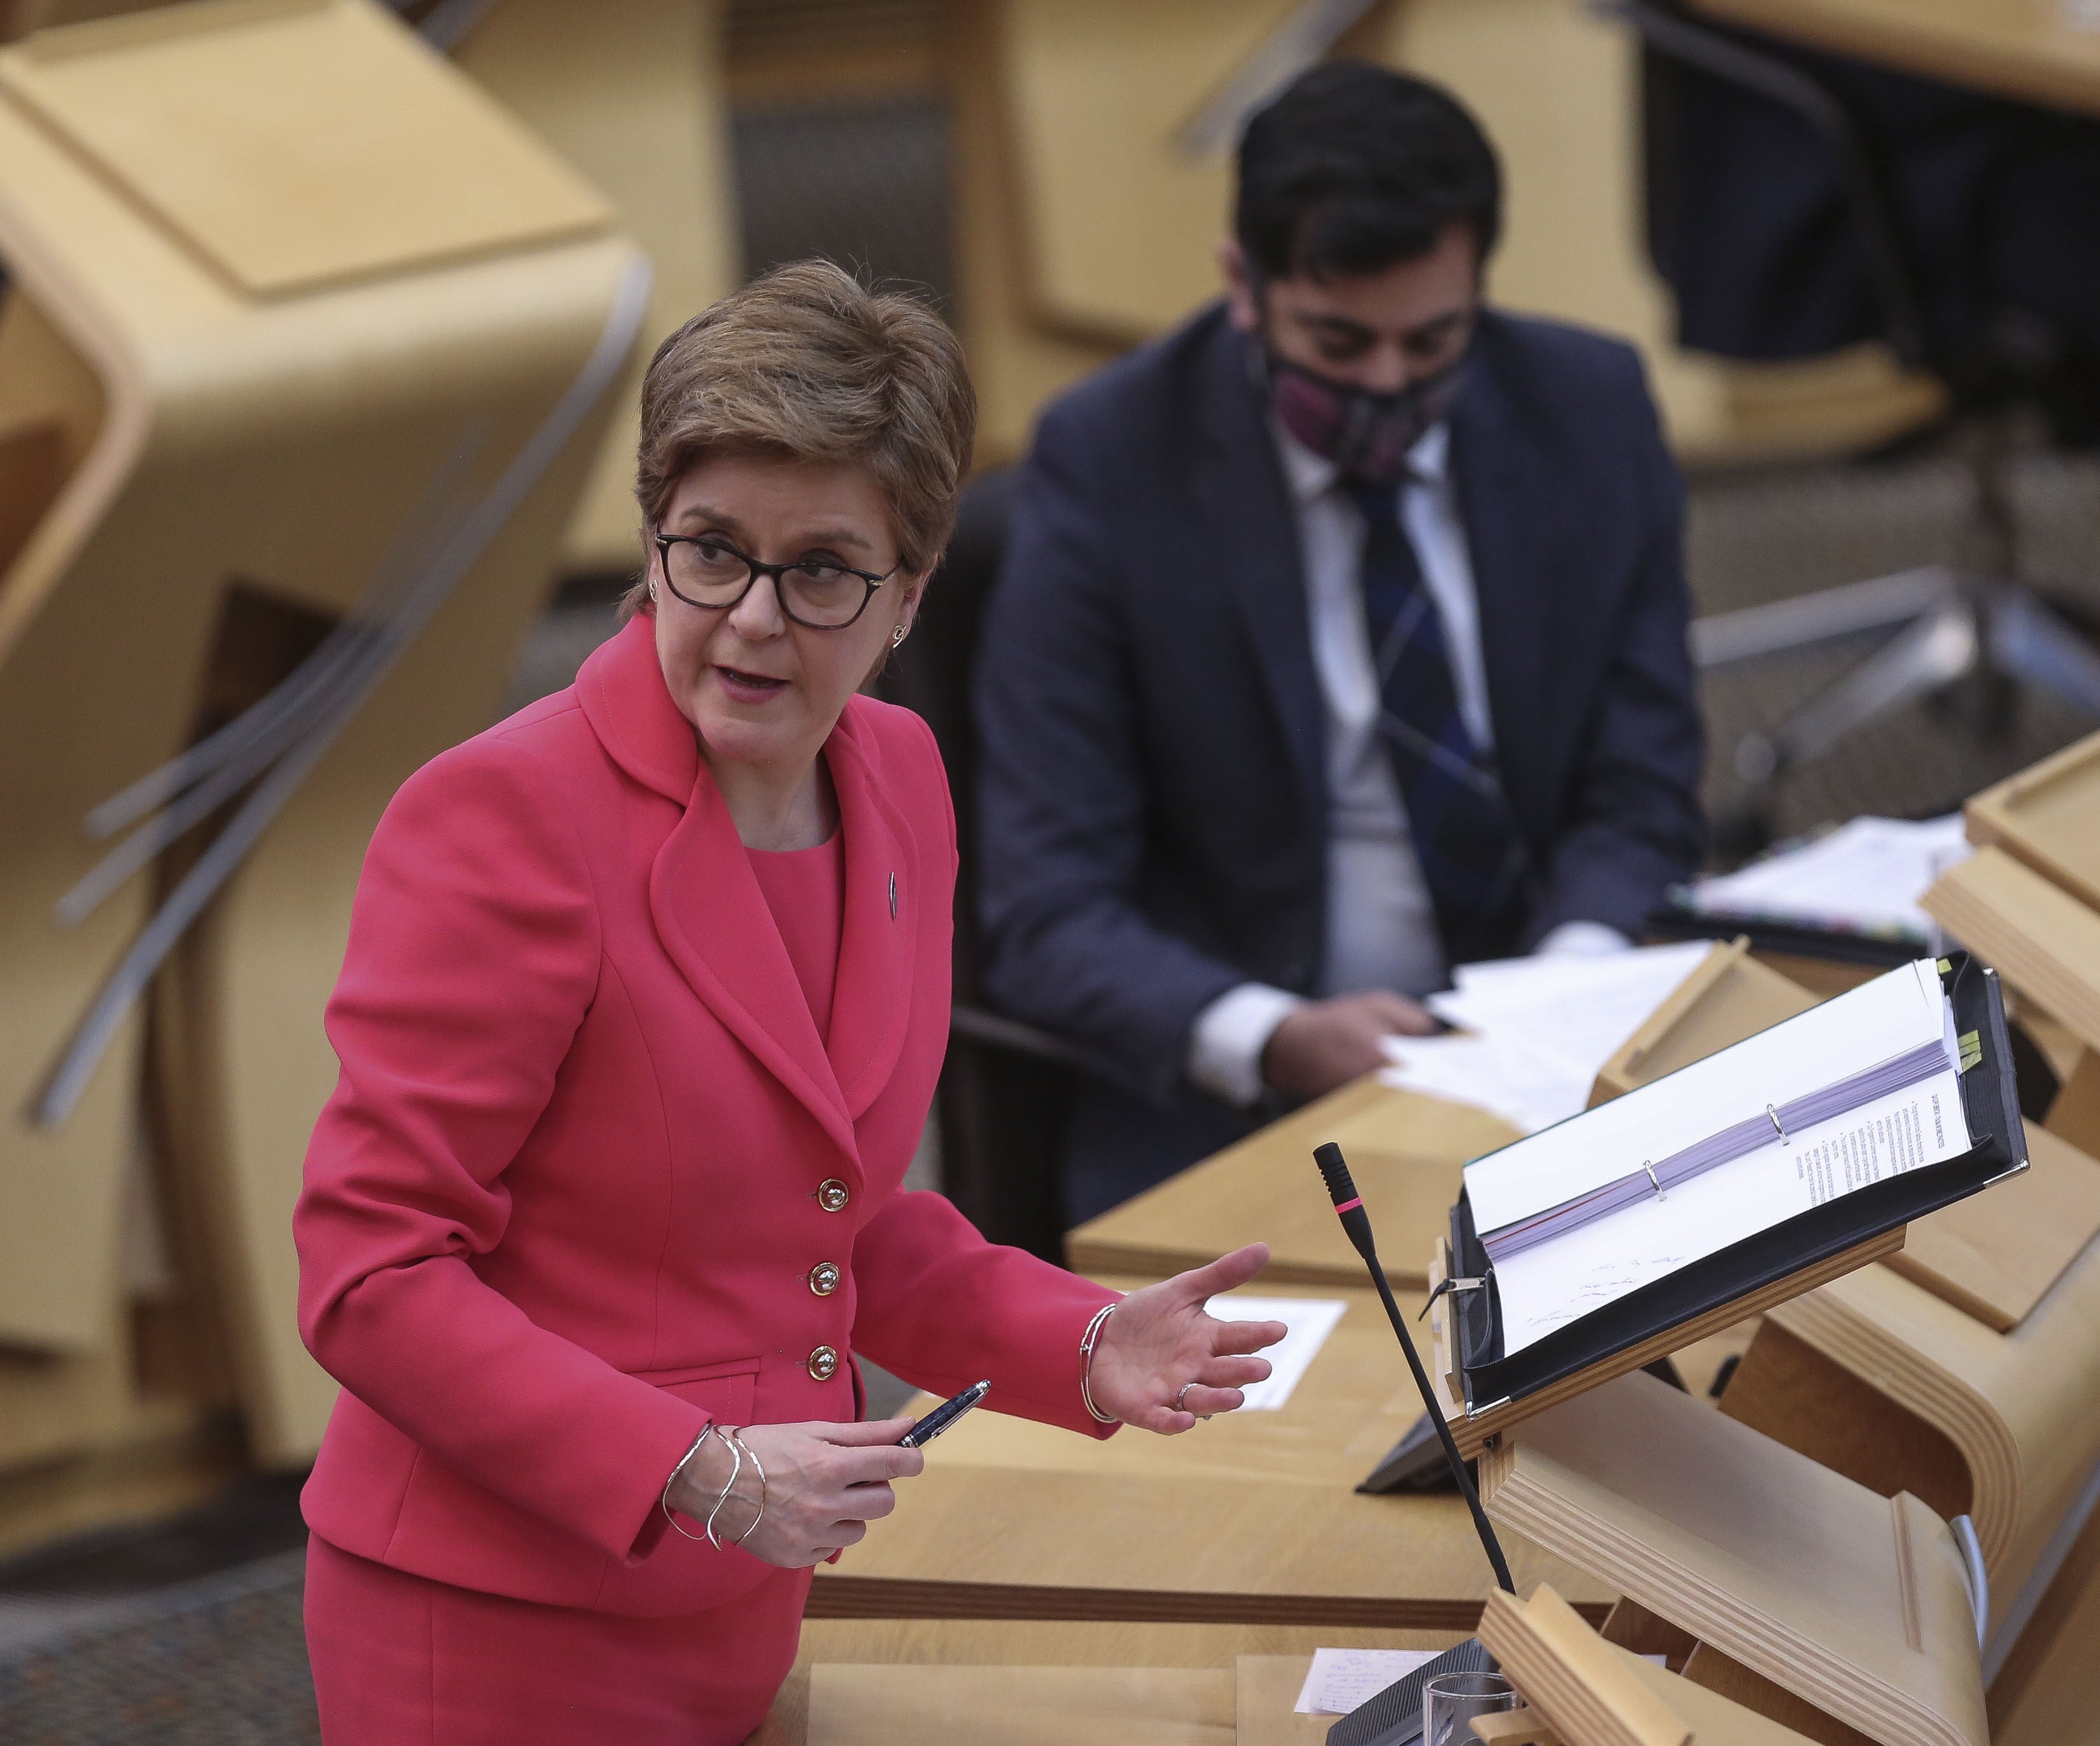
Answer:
[974, 302, 1704, 1117]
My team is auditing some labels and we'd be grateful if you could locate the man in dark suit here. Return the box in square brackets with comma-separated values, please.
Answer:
[976, 63, 1705, 1224]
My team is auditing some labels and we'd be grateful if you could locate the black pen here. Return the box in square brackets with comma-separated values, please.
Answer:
[897, 1379, 990, 1448]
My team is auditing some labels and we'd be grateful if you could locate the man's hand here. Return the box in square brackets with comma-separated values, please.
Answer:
[1261, 990, 1436, 1100]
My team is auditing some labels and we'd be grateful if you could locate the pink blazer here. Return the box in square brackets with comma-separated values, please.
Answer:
[295, 615, 1114, 1619]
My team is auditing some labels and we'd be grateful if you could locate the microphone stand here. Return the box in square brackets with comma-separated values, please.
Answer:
[1314, 1141, 1515, 1594]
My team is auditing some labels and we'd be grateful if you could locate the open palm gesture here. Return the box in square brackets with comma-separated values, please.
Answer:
[1086, 1243, 1289, 1432]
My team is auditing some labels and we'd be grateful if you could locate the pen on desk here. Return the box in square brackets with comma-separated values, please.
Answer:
[897, 1379, 990, 1448]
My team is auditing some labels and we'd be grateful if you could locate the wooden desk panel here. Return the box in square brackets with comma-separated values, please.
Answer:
[757, 1619, 1470, 1746]
[815, 1277, 1613, 1629]
[1067, 1076, 1519, 1292]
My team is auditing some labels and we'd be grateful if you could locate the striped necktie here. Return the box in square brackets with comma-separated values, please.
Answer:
[1343, 475, 1530, 966]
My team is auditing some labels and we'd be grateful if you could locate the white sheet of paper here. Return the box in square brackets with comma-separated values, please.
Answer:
[1431, 940, 1714, 1085]
[1684, 813, 1970, 939]
[1379, 1030, 1593, 1135]
[1201, 1293, 1348, 1411]
[1463, 957, 1947, 1237]
[1491, 1064, 1970, 1353]
[1379, 942, 1712, 1134]
[1294, 1647, 1442, 1714]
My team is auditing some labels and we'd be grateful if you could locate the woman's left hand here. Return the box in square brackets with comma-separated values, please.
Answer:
[1085, 1243, 1288, 1432]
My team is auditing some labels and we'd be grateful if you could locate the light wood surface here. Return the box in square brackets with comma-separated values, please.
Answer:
[1688, 0, 2100, 120]
[0, 0, 636, 1463]
[2041, 1043, 2100, 1160]
[1236, 1654, 1345, 1746]
[453, 0, 738, 574]
[1962, 728, 2100, 915]
[1752, 1202, 2100, 1632]
[0, 0, 609, 296]
[1479, 1372, 1989, 1746]
[814, 1276, 1614, 1629]
[1590, 939, 1819, 1104]
[0, 174, 154, 1353]
[1481, 1586, 1690, 1746]
[1068, 1074, 1519, 1292]
[1922, 848, 2100, 1053]
[1882, 1122, 2100, 1333]
[945, 0, 1120, 467]
[755, 1617, 1471, 1746]
[807, 1663, 1236, 1746]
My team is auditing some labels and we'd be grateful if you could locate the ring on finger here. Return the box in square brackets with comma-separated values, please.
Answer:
[1174, 1382, 1212, 1421]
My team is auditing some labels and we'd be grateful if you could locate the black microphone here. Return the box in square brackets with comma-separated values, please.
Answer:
[1314, 1140, 1515, 1595]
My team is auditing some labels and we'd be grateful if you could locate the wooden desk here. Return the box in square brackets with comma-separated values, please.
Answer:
[757, 1619, 1469, 1746]
[813, 1276, 1614, 1630]
[1688, 0, 2100, 120]
[1067, 1076, 1519, 1293]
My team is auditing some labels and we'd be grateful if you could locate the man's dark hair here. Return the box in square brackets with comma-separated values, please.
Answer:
[1235, 62, 1502, 281]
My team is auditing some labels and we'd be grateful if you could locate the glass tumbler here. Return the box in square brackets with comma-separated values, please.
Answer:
[1424, 1669, 1521, 1746]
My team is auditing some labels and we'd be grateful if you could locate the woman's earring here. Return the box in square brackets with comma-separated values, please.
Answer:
[890, 624, 909, 649]
[648, 581, 658, 603]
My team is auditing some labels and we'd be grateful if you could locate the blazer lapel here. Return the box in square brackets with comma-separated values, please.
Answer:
[648, 773, 858, 1162]
[1450, 342, 1557, 837]
[580, 618, 859, 1164]
[821, 703, 920, 1121]
[1190, 314, 1327, 812]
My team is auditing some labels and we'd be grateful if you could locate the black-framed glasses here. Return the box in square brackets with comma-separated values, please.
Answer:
[652, 533, 897, 630]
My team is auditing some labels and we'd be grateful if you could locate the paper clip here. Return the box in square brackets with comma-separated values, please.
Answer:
[1767, 1103, 1789, 1144]
[1641, 1160, 1664, 1201]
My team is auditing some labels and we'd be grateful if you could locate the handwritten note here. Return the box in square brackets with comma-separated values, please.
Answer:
[1294, 1647, 1441, 1714]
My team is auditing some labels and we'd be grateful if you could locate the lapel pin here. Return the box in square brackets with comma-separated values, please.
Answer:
[888, 871, 899, 920]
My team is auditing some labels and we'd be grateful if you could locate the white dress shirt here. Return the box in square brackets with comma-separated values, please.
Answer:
[1187, 419, 1627, 1107]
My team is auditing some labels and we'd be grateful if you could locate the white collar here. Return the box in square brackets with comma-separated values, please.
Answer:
[1271, 416, 1451, 506]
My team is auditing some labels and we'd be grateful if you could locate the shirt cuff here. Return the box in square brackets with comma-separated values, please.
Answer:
[1534, 920, 1634, 958]
[1188, 982, 1306, 1107]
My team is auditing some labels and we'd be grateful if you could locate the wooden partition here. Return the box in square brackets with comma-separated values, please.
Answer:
[1576, 929, 2100, 1654]
[0, 0, 643, 1477]
[1481, 1373, 1989, 1746]
[452, 0, 738, 575]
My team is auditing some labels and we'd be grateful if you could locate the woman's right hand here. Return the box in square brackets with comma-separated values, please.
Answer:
[666, 1416, 924, 1568]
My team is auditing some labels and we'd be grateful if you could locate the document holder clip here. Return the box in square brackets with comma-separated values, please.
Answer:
[1418, 1274, 1488, 1321]
[1766, 1103, 1789, 1144]
[1641, 1159, 1664, 1201]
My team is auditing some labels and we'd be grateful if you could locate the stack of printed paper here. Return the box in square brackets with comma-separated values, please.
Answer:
[1376, 941, 1714, 1134]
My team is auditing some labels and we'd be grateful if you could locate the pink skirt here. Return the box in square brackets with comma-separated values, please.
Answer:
[303, 1534, 808, 1744]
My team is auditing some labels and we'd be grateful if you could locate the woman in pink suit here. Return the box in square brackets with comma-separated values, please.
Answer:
[294, 261, 1285, 1743]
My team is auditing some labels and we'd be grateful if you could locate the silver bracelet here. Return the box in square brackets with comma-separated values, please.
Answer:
[728, 1428, 768, 1549]
[660, 1423, 718, 1544]
[1079, 1300, 1121, 1425]
[702, 1428, 746, 1550]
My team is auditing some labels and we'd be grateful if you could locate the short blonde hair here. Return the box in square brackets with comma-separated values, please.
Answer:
[625, 260, 976, 616]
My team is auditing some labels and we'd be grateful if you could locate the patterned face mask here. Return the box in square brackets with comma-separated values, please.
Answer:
[1266, 348, 1469, 484]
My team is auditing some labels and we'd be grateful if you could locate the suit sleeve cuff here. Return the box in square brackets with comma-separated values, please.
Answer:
[1533, 921, 1633, 959]
[1187, 982, 1306, 1106]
